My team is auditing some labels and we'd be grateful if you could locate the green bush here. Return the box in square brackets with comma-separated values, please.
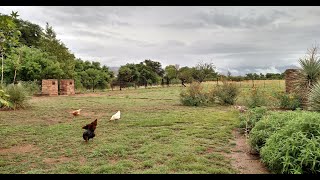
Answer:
[260, 111, 320, 174]
[0, 89, 12, 108]
[215, 82, 239, 105]
[239, 106, 268, 134]
[249, 111, 300, 152]
[5, 84, 29, 110]
[19, 81, 41, 96]
[275, 91, 302, 110]
[180, 82, 208, 106]
[245, 87, 267, 108]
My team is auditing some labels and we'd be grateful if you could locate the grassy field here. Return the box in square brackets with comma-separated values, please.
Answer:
[0, 86, 241, 174]
[0, 80, 284, 174]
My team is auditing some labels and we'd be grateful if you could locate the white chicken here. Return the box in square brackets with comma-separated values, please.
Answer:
[110, 111, 121, 121]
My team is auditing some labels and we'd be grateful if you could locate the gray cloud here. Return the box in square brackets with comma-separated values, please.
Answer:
[0, 6, 319, 75]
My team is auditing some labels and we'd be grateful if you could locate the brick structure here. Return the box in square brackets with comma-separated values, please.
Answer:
[285, 69, 299, 93]
[42, 79, 58, 96]
[60, 79, 75, 95]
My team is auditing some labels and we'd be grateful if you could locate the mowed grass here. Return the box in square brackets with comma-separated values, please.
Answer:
[0, 86, 241, 174]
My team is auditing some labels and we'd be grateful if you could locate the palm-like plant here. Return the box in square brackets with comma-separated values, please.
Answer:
[308, 81, 320, 111]
[293, 46, 320, 106]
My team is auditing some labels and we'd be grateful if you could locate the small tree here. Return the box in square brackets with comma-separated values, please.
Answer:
[192, 61, 217, 83]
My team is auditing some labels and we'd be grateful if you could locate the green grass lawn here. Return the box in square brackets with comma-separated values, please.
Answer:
[1, 86, 241, 174]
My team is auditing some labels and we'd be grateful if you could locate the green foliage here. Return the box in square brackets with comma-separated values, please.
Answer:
[260, 111, 320, 174]
[0, 88, 11, 108]
[5, 84, 29, 110]
[307, 81, 320, 111]
[164, 65, 178, 81]
[249, 111, 299, 152]
[180, 82, 208, 106]
[239, 106, 268, 134]
[245, 87, 267, 108]
[178, 66, 193, 86]
[215, 82, 240, 105]
[4, 46, 64, 82]
[19, 80, 40, 96]
[192, 61, 217, 83]
[274, 92, 302, 110]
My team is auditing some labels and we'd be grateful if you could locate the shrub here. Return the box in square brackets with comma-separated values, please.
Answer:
[239, 106, 268, 134]
[245, 87, 267, 108]
[260, 111, 320, 174]
[275, 91, 302, 110]
[19, 80, 41, 96]
[249, 111, 300, 152]
[180, 82, 208, 106]
[215, 82, 239, 105]
[5, 84, 29, 110]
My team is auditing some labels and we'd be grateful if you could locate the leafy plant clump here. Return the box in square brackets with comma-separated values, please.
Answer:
[245, 87, 267, 108]
[260, 111, 320, 174]
[275, 92, 302, 110]
[239, 106, 268, 135]
[215, 82, 240, 105]
[5, 84, 29, 110]
[249, 111, 300, 152]
[180, 82, 208, 106]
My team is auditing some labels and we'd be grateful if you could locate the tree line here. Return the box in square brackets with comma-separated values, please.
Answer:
[0, 11, 285, 92]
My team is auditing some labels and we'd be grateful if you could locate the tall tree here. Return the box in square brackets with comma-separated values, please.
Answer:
[143, 59, 164, 77]
[39, 22, 75, 79]
[0, 11, 21, 86]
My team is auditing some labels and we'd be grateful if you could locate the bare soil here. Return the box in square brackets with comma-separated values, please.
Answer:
[0, 144, 38, 154]
[227, 129, 270, 174]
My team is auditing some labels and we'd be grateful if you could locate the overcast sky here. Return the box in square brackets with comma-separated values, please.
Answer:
[1, 6, 319, 75]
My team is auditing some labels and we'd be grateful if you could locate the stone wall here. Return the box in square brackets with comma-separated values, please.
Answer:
[285, 69, 299, 93]
[42, 79, 58, 96]
[60, 79, 75, 95]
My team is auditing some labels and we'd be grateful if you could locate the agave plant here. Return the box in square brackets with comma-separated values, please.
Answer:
[293, 46, 320, 106]
[308, 81, 320, 111]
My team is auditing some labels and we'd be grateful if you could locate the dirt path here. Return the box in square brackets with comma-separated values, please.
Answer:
[227, 129, 270, 174]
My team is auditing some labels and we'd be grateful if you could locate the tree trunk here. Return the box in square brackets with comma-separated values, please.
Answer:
[181, 80, 186, 87]
[13, 69, 17, 84]
[92, 79, 94, 92]
[1, 55, 3, 87]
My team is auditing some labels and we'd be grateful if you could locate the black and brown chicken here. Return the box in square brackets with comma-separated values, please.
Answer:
[82, 119, 97, 142]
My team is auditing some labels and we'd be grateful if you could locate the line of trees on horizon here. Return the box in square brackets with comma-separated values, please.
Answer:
[0, 11, 285, 92]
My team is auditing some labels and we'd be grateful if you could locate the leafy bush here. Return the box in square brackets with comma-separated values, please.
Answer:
[180, 82, 208, 106]
[0, 89, 12, 108]
[215, 82, 239, 105]
[249, 111, 300, 152]
[260, 111, 320, 174]
[308, 81, 320, 111]
[239, 106, 268, 134]
[5, 84, 29, 110]
[245, 87, 267, 108]
[19, 81, 41, 96]
[275, 91, 302, 110]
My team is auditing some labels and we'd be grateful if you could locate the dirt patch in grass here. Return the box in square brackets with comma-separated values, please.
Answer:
[0, 144, 39, 154]
[43, 156, 71, 164]
[79, 156, 87, 165]
[226, 129, 270, 174]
